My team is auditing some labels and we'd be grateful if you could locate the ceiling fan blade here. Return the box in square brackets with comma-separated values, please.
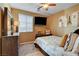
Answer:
[40, 3, 47, 4]
[39, 3, 47, 6]
[37, 6, 43, 11]
[48, 4, 56, 6]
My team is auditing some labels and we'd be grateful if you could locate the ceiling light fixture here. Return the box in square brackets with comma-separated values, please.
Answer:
[37, 3, 56, 11]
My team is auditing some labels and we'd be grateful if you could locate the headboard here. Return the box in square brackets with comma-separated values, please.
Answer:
[74, 29, 79, 35]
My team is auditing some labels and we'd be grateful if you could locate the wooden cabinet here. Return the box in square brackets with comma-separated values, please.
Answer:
[0, 8, 2, 56]
[0, 7, 4, 56]
[2, 36, 18, 56]
[0, 7, 16, 56]
[0, 38, 1, 56]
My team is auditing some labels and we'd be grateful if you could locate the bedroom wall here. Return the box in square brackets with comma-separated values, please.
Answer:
[11, 8, 47, 44]
[47, 4, 79, 36]
[35, 25, 47, 35]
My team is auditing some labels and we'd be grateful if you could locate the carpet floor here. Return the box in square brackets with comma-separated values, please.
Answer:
[19, 43, 44, 56]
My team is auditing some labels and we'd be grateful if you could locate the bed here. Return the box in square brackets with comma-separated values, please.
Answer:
[34, 36, 78, 56]
[34, 36, 65, 56]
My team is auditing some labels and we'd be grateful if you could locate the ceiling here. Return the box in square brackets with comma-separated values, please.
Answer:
[10, 3, 77, 16]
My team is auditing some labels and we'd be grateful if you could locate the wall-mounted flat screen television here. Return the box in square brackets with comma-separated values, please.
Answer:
[35, 17, 47, 25]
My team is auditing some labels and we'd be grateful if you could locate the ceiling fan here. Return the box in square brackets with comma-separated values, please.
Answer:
[37, 3, 56, 11]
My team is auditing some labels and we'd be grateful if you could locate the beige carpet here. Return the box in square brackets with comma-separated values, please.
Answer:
[19, 43, 44, 56]
[26, 51, 44, 56]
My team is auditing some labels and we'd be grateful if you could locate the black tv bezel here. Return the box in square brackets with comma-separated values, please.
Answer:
[34, 17, 47, 25]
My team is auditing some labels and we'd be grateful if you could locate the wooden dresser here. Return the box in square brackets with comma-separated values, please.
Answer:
[0, 7, 4, 56]
[2, 36, 18, 56]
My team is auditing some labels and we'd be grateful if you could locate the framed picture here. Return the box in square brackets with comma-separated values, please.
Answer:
[71, 11, 79, 27]
[58, 16, 67, 27]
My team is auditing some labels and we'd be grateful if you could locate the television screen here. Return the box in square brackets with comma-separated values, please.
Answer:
[35, 17, 47, 25]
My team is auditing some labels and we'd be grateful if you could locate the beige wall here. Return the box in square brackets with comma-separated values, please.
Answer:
[11, 8, 47, 43]
[35, 25, 47, 34]
[47, 4, 79, 36]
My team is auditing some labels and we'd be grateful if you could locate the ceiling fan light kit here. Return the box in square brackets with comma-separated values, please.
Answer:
[37, 3, 56, 11]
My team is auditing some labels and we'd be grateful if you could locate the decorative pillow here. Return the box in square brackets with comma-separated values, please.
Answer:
[64, 33, 72, 51]
[66, 33, 78, 51]
[72, 36, 79, 53]
[60, 34, 68, 47]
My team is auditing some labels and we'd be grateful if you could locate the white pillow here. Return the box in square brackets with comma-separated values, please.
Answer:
[72, 36, 79, 53]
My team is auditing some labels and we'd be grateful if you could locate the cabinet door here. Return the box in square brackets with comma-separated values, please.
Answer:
[10, 36, 18, 56]
[2, 36, 18, 56]
[2, 37, 12, 56]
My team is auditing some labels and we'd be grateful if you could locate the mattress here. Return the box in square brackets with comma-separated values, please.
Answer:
[34, 36, 64, 56]
[35, 36, 61, 46]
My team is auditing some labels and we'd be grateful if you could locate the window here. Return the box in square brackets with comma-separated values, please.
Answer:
[18, 14, 33, 32]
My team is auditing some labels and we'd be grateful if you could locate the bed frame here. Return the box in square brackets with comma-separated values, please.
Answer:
[34, 43, 49, 56]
